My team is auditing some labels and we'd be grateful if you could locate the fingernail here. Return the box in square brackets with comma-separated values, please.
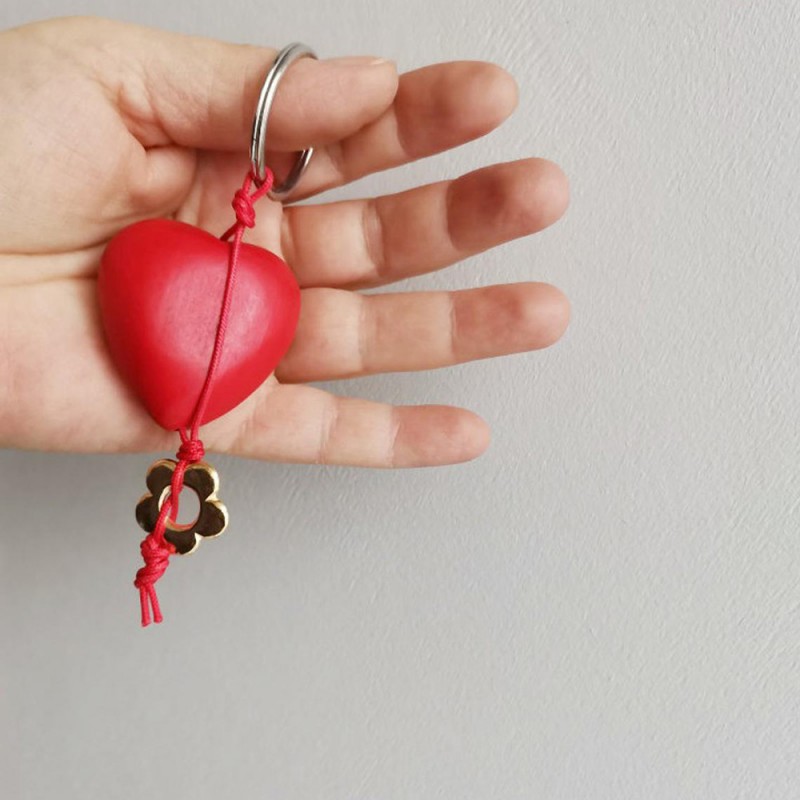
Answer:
[328, 55, 391, 67]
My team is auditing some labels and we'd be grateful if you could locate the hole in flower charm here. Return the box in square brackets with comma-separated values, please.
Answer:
[135, 459, 228, 555]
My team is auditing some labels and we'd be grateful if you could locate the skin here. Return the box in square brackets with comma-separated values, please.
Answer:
[0, 16, 570, 468]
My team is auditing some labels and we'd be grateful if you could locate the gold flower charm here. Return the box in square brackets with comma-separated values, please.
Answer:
[135, 459, 228, 555]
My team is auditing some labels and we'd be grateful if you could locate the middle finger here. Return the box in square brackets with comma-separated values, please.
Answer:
[281, 157, 569, 289]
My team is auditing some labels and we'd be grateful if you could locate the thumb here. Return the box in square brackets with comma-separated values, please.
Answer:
[81, 19, 399, 151]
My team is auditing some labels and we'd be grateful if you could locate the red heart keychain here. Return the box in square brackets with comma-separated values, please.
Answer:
[97, 43, 316, 626]
[99, 218, 300, 431]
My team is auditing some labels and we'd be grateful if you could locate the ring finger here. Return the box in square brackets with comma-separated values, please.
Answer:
[276, 281, 570, 383]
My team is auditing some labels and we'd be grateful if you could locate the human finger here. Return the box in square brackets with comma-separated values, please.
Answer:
[45, 17, 399, 152]
[226, 384, 490, 467]
[290, 60, 519, 199]
[276, 282, 570, 382]
[280, 158, 569, 288]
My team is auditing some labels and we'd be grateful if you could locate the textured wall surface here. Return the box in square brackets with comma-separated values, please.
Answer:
[2, 1, 799, 798]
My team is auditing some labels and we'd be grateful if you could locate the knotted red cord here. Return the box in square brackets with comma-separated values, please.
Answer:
[134, 168, 275, 627]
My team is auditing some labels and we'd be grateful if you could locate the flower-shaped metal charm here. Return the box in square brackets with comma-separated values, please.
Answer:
[135, 459, 228, 555]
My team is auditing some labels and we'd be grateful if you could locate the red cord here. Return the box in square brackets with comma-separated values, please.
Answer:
[133, 168, 275, 627]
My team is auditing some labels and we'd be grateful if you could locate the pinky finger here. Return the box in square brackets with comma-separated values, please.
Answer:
[224, 383, 490, 468]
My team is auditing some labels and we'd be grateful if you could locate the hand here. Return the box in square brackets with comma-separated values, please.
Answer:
[0, 16, 569, 468]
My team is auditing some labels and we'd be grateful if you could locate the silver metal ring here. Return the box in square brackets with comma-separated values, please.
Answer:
[250, 42, 318, 199]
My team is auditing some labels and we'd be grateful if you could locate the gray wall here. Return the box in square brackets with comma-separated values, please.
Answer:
[2, 1, 799, 798]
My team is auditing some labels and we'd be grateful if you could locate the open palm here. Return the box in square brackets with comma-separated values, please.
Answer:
[0, 17, 569, 468]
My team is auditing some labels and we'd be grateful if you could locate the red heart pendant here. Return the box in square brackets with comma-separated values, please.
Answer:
[98, 218, 300, 431]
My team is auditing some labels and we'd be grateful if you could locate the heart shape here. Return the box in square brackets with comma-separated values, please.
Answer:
[98, 219, 300, 431]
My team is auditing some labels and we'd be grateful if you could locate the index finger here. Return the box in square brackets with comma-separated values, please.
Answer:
[284, 60, 519, 200]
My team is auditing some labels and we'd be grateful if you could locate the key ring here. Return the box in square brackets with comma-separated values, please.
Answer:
[250, 42, 318, 199]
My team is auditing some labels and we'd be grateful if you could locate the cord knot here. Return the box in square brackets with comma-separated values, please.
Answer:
[232, 188, 257, 228]
[177, 439, 205, 463]
[134, 533, 172, 589]
[134, 531, 174, 627]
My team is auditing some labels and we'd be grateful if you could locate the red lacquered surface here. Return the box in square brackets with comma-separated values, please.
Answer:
[98, 219, 300, 431]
